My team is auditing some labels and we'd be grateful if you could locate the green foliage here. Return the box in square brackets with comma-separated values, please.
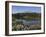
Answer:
[12, 12, 41, 31]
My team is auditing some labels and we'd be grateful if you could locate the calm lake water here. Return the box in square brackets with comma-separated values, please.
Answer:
[16, 19, 41, 25]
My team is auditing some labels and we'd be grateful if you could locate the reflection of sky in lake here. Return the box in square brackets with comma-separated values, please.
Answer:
[12, 6, 41, 14]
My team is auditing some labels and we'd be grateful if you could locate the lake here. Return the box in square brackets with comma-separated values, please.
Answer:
[16, 18, 41, 25]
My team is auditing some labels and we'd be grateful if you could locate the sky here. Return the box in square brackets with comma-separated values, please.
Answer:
[12, 6, 41, 14]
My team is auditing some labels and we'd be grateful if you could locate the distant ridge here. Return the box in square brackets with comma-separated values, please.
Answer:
[12, 12, 41, 18]
[12, 11, 41, 14]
